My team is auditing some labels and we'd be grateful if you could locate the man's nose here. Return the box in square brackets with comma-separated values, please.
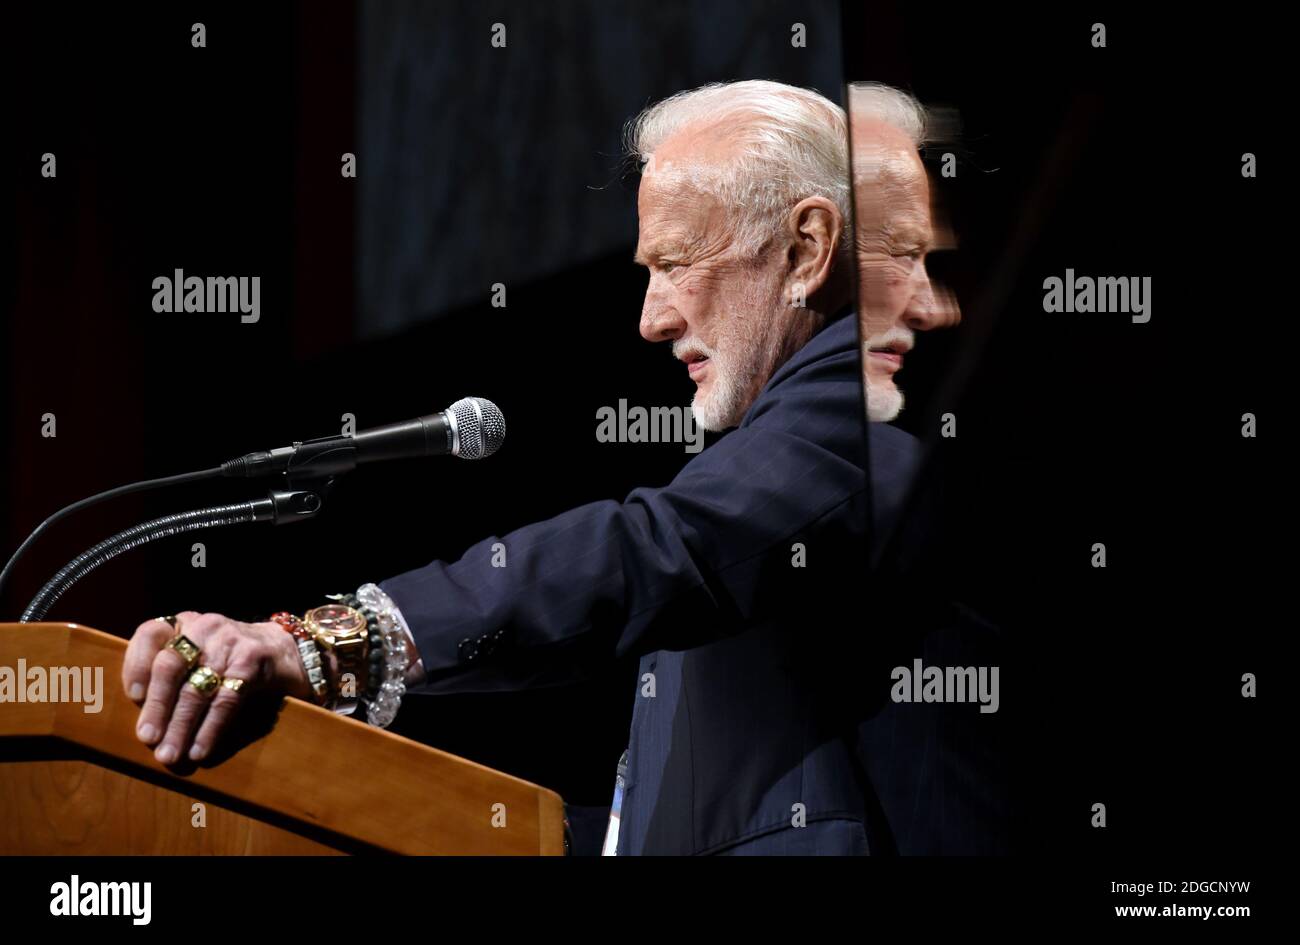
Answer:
[640, 300, 687, 343]
[904, 270, 961, 331]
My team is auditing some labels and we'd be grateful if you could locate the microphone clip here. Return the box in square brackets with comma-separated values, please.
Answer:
[265, 475, 335, 526]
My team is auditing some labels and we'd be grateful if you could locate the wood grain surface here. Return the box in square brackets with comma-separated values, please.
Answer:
[0, 623, 566, 855]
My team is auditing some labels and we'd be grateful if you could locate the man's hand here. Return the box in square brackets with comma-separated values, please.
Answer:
[122, 612, 313, 764]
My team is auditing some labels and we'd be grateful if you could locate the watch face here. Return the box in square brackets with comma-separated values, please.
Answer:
[306, 604, 366, 638]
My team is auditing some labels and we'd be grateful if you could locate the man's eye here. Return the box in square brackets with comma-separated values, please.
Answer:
[661, 262, 680, 273]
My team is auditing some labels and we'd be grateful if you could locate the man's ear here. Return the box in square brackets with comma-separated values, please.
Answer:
[785, 196, 842, 304]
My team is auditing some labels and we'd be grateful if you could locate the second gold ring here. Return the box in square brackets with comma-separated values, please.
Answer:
[165, 634, 202, 672]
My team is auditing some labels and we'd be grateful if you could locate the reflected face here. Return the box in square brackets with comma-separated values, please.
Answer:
[634, 126, 812, 431]
[852, 118, 960, 421]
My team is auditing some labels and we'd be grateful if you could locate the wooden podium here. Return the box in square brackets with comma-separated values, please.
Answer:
[0, 623, 566, 855]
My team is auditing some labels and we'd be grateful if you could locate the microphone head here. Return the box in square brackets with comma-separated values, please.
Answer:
[446, 397, 506, 460]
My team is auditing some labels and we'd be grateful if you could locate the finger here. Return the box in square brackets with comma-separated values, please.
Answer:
[189, 654, 260, 762]
[155, 669, 219, 765]
[134, 611, 218, 747]
[122, 616, 185, 703]
[136, 646, 191, 748]
[155, 624, 235, 765]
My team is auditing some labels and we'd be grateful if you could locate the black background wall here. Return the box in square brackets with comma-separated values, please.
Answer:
[844, 3, 1283, 855]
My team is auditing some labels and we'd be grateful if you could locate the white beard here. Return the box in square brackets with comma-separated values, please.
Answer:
[681, 274, 789, 432]
[691, 362, 737, 432]
[861, 326, 913, 423]
[864, 377, 904, 422]
[691, 337, 771, 431]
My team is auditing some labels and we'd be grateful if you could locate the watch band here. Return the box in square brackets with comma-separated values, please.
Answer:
[304, 603, 370, 716]
[271, 612, 329, 705]
[327, 593, 385, 704]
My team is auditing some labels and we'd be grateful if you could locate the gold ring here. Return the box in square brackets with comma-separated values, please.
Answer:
[188, 665, 222, 697]
[165, 634, 202, 671]
[221, 677, 245, 694]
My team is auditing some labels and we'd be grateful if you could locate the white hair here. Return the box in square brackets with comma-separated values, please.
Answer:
[626, 80, 852, 258]
[845, 81, 929, 149]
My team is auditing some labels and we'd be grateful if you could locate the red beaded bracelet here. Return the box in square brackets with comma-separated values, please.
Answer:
[271, 611, 310, 640]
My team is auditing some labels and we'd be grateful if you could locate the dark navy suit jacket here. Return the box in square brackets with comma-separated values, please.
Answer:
[381, 313, 999, 854]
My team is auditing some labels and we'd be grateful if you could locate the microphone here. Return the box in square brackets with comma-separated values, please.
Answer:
[220, 396, 506, 479]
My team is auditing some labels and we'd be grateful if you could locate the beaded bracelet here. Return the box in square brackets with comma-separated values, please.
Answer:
[341, 584, 410, 729]
[271, 611, 330, 706]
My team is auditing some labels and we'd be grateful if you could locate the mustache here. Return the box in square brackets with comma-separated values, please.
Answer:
[673, 338, 719, 361]
[863, 326, 915, 351]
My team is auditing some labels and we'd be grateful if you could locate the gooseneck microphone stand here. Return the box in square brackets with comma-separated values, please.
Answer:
[18, 479, 333, 623]
[5, 455, 339, 623]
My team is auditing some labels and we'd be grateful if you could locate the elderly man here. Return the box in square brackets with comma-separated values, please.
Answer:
[850, 82, 961, 422]
[122, 79, 928, 855]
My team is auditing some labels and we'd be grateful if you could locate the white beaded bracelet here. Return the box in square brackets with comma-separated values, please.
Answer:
[356, 583, 410, 729]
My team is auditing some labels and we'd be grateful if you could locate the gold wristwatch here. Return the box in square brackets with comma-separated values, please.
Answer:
[304, 603, 370, 714]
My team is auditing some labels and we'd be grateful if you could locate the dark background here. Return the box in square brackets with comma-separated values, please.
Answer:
[5, 0, 1282, 856]
[844, 4, 1282, 855]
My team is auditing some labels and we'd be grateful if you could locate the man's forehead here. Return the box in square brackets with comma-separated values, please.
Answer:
[634, 215, 692, 260]
[852, 147, 925, 193]
[852, 123, 931, 240]
[851, 116, 924, 185]
[850, 114, 916, 158]
[635, 164, 726, 249]
[636, 115, 749, 209]
[637, 154, 725, 211]
[632, 117, 753, 261]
